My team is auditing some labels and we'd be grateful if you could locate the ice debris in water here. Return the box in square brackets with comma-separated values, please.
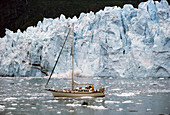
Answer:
[0, 0, 169, 78]
[7, 107, 16, 110]
[57, 111, 61, 114]
[4, 97, 18, 101]
[11, 103, 17, 106]
[87, 105, 107, 110]
[114, 93, 135, 97]
[105, 101, 120, 104]
[117, 108, 123, 111]
[0, 105, 5, 111]
[122, 100, 133, 103]
[66, 103, 81, 107]
[45, 100, 59, 103]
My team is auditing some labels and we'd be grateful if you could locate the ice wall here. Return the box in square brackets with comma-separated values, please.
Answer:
[0, 0, 169, 77]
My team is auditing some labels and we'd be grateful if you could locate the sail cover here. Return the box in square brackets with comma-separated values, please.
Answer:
[73, 81, 93, 85]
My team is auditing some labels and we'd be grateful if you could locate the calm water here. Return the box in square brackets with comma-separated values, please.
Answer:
[0, 77, 170, 115]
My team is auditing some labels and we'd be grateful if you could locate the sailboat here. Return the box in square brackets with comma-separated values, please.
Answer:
[45, 23, 105, 97]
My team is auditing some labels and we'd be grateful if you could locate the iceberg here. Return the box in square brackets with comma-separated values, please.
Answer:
[0, 0, 169, 77]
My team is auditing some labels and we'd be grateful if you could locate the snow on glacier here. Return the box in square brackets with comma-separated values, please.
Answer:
[0, 0, 169, 77]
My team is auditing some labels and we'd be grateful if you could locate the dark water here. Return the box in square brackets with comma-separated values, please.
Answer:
[0, 77, 170, 115]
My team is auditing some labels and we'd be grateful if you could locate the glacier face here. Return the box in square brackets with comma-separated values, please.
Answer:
[0, 0, 169, 77]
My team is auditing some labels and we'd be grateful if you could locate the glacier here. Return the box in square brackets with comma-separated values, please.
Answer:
[0, 0, 169, 77]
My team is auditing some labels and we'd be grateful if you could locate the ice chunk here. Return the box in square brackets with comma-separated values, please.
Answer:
[87, 105, 107, 110]
[105, 101, 120, 104]
[0, 105, 5, 111]
[66, 103, 81, 107]
[114, 93, 135, 97]
[122, 100, 134, 103]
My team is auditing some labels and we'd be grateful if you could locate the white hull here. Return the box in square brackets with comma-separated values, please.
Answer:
[46, 89, 105, 97]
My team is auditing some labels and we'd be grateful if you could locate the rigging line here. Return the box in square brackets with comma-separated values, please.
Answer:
[45, 28, 71, 88]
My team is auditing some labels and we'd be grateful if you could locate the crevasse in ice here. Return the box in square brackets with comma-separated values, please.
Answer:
[0, 0, 169, 77]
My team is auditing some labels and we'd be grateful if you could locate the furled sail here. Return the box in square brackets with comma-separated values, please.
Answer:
[73, 81, 93, 85]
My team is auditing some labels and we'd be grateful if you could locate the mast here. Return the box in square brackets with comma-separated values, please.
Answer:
[72, 23, 74, 90]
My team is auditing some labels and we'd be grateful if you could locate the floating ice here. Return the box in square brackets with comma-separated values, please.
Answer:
[105, 101, 120, 104]
[68, 110, 74, 112]
[4, 97, 18, 101]
[111, 88, 122, 91]
[122, 100, 133, 103]
[159, 78, 165, 80]
[146, 108, 151, 111]
[66, 103, 81, 107]
[7, 107, 16, 110]
[136, 102, 143, 105]
[114, 93, 135, 97]
[0, 105, 5, 111]
[11, 103, 17, 106]
[31, 107, 36, 109]
[57, 111, 61, 114]
[0, 0, 169, 77]
[117, 108, 123, 111]
[45, 100, 59, 103]
[87, 105, 107, 110]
